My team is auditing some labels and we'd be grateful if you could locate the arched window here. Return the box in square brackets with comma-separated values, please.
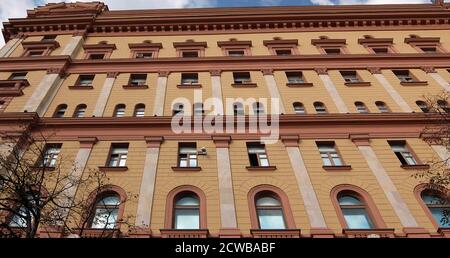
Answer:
[233, 102, 244, 116]
[173, 192, 200, 229]
[437, 100, 450, 113]
[173, 103, 184, 116]
[420, 190, 450, 228]
[253, 102, 265, 115]
[416, 101, 429, 113]
[73, 104, 87, 118]
[314, 102, 327, 114]
[114, 104, 126, 117]
[8, 194, 37, 228]
[355, 101, 369, 113]
[134, 103, 145, 117]
[90, 193, 121, 229]
[337, 191, 374, 229]
[248, 185, 296, 230]
[53, 104, 67, 118]
[375, 101, 390, 113]
[293, 102, 305, 114]
[255, 192, 286, 229]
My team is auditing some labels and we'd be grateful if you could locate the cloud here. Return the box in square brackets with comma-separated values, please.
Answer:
[261, 0, 284, 5]
[311, 0, 430, 5]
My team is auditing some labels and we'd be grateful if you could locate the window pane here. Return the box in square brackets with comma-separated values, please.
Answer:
[338, 195, 363, 205]
[91, 208, 118, 229]
[176, 196, 200, 206]
[257, 209, 286, 229]
[256, 197, 281, 206]
[422, 193, 447, 205]
[98, 196, 120, 206]
[430, 207, 450, 228]
[342, 208, 374, 229]
[174, 209, 200, 229]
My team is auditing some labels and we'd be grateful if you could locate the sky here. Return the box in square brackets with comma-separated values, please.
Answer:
[0, 0, 439, 46]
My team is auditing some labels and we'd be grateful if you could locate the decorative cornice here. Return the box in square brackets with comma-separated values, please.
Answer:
[349, 134, 371, 146]
[367, 67, 382, 74]
[1, 54, 450, 74]
[209, 70, 221, 76]
[358, 38, 394, 45]
[212, 135, 231, 148]
[106, 72, 119, 78]
[314, 67, 328, 75]
[128, 42, 163, 49]
[173, 41, 207, 48]
[280, 135, 300, 147]
[158, 70, 170, 77]
[217, 40, 252, 47]
[261, 69, 274, 75]
[311, 38, 346, 45]
[421, 66, 436, 73]
[145, 136, 164, 148]
[404, 36, 440, 44]
[78, 136, 98, 148]
[3, 4, 450, 42]
[83, 43, 117, 50]
[22, 40, 60, 49]
[263, 39, 298, 46]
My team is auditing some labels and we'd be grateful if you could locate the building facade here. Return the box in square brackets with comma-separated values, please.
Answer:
[1, 1, 450, 238]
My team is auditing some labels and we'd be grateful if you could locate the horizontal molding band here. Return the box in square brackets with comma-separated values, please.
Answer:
[0, 54, 449, 73]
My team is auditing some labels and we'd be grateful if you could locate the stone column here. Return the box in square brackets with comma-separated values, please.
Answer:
[315, 68, 349, 113]
[210, 70, 224, 115]
[135, 137, 164, 230]
[431, 144, 450, 164]
[93, 72, 118, 117]
[350, 134, 429, 237]
[261, 69, 286, 114]
[60, 32, 85, 58]
[281, 135, 334, 238]
[421, 66, 450, 92]
[213, 136, 241, 237]
[152, 71, 169, 116]
[369, 68, 413, 113]
[0, 35, 24, 58]
[23, 69, 64, 116]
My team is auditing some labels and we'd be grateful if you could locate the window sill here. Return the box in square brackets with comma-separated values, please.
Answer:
[160, 229, 209, 238]
[30, 166, 56, 171]
[400, 81, 428, 86]
[322, 165, 352, 171]
[177, 84, 202, 88]
[344, 82, 371, 87]
[231, 83, 257, 88]
[246, 166, 277, 171]
[400, 164, 430, 170]
[250, 229, 301, 238]
[0, 88, 24, 96]
[68, 85, 94, 90]
[171, 166, 202, 172]
[343, 228, 395, 238]
[98, 166, 128, 172]
[73, 228, 121, 238]
[286, 82, 313, 87]
[122, 85, 149, 89]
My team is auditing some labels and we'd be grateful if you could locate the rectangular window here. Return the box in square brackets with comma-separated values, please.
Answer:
[233, 72, 251, 84]
[182, 51, 199, 58]
[135, 52, 153, 59]
[76, 75, 95, 86]
[317, 142, 343, 166]
[8, 72, 27, 80]
[42, 35, 56, 42]
[372, 47, 389, 54]
[393, 70, 414, 83]
[129, 74, 147, 86]
[107, 143, 129, 167]
[39, 143, 62, 168]
[324, 48, 341, 55]
[28, 50, 45, 57]
[419, 46, 437, 53]
[388, 141, 418, 165]
[228, 50, 245, 56]
[181, 73, 199, 85]
[89, 53, 105, 60]
[178, 143, 198, 168]
[285, 72, 304, 83]
[340, 71, 360, 83]
[275, 49, 292, 56]
[247, 142, 269, 167]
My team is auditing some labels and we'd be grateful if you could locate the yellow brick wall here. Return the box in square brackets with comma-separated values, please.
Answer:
[229, 140, 310, 234]
[103, 73, 159, 117]
[3, 70, 47, 112]
[44, 73, 106, 117]
[151, 140, 221, 233]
